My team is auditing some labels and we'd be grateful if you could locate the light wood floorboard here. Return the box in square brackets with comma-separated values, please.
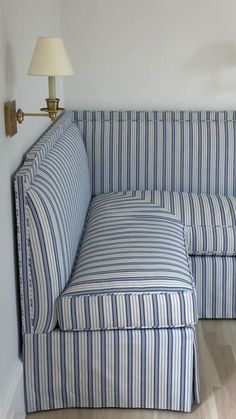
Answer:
[27, 320, 236, 419]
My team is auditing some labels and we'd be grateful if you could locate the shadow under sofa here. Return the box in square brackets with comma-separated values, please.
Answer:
[15, 112, 200, 413]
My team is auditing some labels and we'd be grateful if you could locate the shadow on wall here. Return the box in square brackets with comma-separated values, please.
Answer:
[10, 171, 23, 360]
[4, 39, 22, 357]
[5, 42, 16, 98]
[187, 41, 236, 95]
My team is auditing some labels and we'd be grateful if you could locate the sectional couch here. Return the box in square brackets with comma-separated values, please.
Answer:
[75, 110, 236, 319]
[15, 110, 236, 414]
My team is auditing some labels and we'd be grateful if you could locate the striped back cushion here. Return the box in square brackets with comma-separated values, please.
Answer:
[15, 112, 91, 333]
[152, 190, 236, 255]
[74, 110, 236, 196]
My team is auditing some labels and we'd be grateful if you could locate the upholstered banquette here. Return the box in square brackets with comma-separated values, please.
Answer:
[75, 110, 236, 319]
[15, 112, 199, 413]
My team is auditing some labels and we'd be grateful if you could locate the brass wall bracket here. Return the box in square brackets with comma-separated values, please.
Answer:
[4, 99, 64, 138]
[4, 100, 17, 137]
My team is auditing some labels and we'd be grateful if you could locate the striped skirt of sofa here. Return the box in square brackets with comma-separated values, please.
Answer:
[190, 256, 236, 318]
[24, 327, 200, 413]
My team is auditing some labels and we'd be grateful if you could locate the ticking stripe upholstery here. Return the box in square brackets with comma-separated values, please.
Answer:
[190, 256, 236, 318]
[75, 110, 236, 196]
[15, 113, 91, 333]
[90, 190, 236, 255]
[57, 192, 198, 331]
[24, 327, 200, 413]
[73, 110, 236, 318]
[15, 112, 200, 414]
[150, 191, 236, 255]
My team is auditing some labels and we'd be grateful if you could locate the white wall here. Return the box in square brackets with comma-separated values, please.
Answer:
[61, 0, 236, 110]
[1, 1, 236, 416]
[0, 1, 62, 417]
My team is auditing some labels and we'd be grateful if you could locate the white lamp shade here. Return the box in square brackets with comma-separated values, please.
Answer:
[28, 37, 74, 76]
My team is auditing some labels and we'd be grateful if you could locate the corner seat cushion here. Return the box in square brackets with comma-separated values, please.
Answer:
[152, 191, 236, 256]
[57, 192, 198, 331]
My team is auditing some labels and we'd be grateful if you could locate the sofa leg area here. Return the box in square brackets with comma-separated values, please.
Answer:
[24, 327, 199, 413]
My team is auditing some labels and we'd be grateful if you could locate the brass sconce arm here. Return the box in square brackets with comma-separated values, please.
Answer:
[5, 99, 65, 137]
[16, 98, 64, 123]
[16, 109, 49, 124]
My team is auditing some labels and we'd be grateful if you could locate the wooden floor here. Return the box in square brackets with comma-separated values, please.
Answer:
[27, 320, 236, 419]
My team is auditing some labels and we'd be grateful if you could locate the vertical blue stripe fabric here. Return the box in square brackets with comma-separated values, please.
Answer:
[15, 113, 79, 334]
[16, 109, 236, 415]
[15, 112, 91, 333]
[15, 112, 200, 414]
[57, 192, 198, 331]
[190, 256, 236, 318]
[150, 190, 236, 255]
[72, 111, 236, 318]
[24, 327, 200, 413]
[74, 111, 236, 196]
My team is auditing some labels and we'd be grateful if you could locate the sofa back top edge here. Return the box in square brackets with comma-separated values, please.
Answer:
[74, 110, 236, 122]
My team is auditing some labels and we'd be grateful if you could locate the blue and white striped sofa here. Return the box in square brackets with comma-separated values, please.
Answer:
[15, 112, 200, 413]
[75, 110, 236, 319]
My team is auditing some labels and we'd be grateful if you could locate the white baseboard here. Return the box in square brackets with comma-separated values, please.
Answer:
[0, 360, 26, 419]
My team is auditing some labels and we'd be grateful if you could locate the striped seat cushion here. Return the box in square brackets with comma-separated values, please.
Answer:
[57, 192, 198, 331]
[151, 191, 236, 255]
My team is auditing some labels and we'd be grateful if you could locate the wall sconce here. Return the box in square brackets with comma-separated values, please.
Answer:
[4, 36, 74, 137]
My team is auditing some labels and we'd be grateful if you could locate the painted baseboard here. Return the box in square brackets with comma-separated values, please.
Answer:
[0, 360, 25, 419]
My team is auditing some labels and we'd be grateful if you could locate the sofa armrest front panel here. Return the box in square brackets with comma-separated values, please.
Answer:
[15, 112, 91, 333]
